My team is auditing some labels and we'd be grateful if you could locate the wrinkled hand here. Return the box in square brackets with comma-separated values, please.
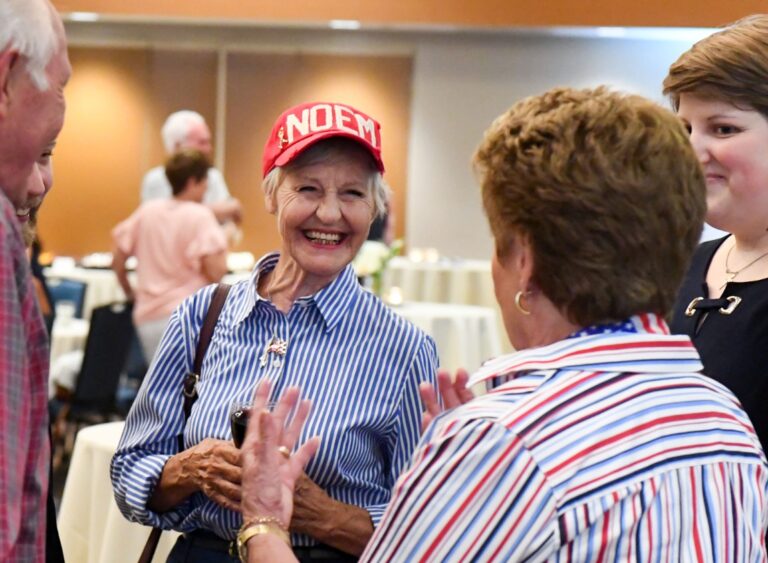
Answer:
[181, 438, 242, 511]
[419, 368, 474, 433]
[290, 472, 332, 535]
[241, 380, 320, 528]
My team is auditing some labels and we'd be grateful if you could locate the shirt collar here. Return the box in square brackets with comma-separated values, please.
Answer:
[311, 264, 361, 330]
[468, 312, 702, 388]
[231, 252, 362, 330]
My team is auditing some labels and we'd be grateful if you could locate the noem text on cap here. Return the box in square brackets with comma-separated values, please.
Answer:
[282, 103, 379, 148]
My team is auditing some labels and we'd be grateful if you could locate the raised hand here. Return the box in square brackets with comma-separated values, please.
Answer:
[419, 368, 474, 434]
[240, 380, 320, 527]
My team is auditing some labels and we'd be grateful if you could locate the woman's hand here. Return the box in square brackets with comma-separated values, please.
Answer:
[179, 438, 243, 511]
[290, 472, 374, 556]
[419, 368, 474, 433]
[149, 438, 242, 513]
[242, 382, 372, 556]
[241, 380, 320, 527]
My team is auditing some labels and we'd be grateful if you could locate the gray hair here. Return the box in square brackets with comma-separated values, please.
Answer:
[262, 138, 390, 218]
[161, 110, 207, 154]
[0, 0, 58, 90]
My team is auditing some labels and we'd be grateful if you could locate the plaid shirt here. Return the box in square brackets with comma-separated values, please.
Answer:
[0, 193, 50, 561]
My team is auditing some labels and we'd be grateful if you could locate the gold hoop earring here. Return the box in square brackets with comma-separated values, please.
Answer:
[514, 291, 531, 316]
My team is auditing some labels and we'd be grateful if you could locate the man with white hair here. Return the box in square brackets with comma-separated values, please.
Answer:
[0, 0, 70, 560]
[141, 110, 243, 225]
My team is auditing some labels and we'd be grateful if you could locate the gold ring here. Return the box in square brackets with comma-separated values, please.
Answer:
[277, 446, 291, 459]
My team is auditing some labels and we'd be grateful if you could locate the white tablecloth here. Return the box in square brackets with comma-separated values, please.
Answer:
[50, 317, 89, 365]
[58, 422, 180, 563]
[383, 257, 496, 308]
[394, 302, 501, 373]
[45, 267, 132, 320]
[44, 267, 251, 321]
[49, 317, 90, 397]
[383, 257, 511, 353]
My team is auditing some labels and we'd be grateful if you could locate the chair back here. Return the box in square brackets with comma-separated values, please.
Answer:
[48, 278, 88, 318]
[72, 302, 135, 415]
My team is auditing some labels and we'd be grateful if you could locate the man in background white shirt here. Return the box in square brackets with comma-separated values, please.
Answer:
[141, 110, 243, 226]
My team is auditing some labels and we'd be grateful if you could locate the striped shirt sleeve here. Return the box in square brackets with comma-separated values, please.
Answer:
[110, 287, 212, 528]
[362, 416, 558, 561]
[366, 335, 439, 525]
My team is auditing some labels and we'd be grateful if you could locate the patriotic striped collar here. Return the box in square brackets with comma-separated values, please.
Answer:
[468, 313, 702, 387]
[232, 252, 362, 330]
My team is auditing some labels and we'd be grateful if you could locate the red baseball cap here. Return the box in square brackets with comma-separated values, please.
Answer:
[262, 101, 385, 178]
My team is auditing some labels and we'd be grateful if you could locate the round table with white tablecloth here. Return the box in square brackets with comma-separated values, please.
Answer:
[393, 301, 502, 374]
[45, 265, 252, 321]
[50, 317, 89, 365]
[58, 421, 180, 563]
[45, 266, 132, 320]
[382, 257, 512, 353]
[382, 257, 495, 308]
[49, 317, 89, 398]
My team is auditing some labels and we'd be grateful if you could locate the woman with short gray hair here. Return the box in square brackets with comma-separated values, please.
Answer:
[112, 101, 437, 562]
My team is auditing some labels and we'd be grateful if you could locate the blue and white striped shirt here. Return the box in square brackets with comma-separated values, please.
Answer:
[110, 253, 438, 544]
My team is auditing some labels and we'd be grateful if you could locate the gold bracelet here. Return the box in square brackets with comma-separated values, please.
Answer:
[236, 520, 290, 562]
[240, 515, 287, 533]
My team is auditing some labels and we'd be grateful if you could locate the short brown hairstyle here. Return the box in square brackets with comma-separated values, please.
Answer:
[474, 87, 705, 327]
[164, 149, 211, 196]
[663, 15, 768, 116]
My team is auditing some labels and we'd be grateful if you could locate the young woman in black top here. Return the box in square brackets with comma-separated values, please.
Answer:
[666, 15, 768, 452]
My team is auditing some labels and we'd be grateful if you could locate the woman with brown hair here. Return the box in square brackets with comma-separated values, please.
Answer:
[664, 15, 768, 453]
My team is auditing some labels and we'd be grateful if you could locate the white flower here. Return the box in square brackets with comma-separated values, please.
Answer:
[353, 241, 392, 277]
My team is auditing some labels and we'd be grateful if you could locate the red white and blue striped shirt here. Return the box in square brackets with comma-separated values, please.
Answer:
[111, 253, 438, 544]
[363, 313, 768, 562]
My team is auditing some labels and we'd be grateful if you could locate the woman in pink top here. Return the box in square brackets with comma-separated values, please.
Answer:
[112, 149, 228, 362]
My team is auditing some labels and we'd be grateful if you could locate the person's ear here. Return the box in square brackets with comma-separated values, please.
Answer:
[264, 191, 277, 215]
[0, 50, 19, 120]
[515, 234, 536, 293]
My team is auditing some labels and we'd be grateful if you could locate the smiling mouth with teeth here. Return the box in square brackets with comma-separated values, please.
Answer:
[305, 230, 344, 245]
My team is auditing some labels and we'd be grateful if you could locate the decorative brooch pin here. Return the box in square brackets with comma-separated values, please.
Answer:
[260, 335, 288, 368]
[684, 295, 742, 317]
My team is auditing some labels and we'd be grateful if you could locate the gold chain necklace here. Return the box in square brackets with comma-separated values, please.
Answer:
[721, 244, 768, 289]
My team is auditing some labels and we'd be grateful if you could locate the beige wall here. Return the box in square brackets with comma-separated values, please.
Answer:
[52, 0, 768, 28]
[48, 19, 737, 261]
[406, 33, 718, 259]
[38, 45, 411, 258]
[39, 48, 148, 256]
[38, 48, 218, 256]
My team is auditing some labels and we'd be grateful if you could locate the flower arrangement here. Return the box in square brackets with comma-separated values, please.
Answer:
[353, 239, 403, 296]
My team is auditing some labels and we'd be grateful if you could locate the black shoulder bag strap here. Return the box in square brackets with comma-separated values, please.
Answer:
[138, 283, 231, 563]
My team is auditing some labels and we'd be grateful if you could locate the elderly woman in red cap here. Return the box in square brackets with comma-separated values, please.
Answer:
[236, 88, 768, 562]
[111, 102, 438, 562]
